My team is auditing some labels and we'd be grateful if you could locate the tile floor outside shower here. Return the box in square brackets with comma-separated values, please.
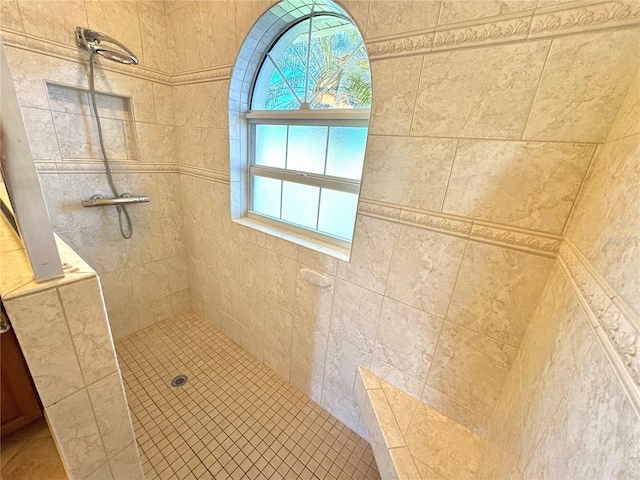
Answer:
[117, 311, 381, 480]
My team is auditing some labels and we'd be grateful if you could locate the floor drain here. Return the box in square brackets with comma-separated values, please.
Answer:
[170, 374, 188, 388]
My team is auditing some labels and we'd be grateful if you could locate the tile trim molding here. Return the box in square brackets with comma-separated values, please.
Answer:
[2, 0, 639, 83]
[558, 239, 640, 415]
[34, 161, 231, 184]
[358, 199, 562, 258]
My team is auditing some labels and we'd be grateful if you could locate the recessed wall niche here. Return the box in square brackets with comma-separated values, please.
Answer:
[46, 83, 138, 161]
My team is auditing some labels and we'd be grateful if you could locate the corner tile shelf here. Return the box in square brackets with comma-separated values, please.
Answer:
[355, 367, 484, 480]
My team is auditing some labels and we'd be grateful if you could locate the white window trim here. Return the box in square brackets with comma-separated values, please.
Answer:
[246, 108, 369, 247]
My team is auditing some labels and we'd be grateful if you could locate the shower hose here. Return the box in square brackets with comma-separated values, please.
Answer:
[88, 52, 133, 239]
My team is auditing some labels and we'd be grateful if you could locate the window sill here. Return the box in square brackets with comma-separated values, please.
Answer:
[233, 217, 351, 262]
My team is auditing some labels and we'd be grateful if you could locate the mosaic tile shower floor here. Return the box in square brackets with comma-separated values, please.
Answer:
[117, 312, 380, 480]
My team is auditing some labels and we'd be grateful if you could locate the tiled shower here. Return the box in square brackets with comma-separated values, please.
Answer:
[1, 1, 639, 479]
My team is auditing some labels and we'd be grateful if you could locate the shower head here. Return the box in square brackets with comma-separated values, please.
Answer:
[76, 27, 139, 65]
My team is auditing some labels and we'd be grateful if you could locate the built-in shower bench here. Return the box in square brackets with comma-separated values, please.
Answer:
[355, 367, 483, 480]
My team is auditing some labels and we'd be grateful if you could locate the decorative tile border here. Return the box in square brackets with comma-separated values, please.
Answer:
[358, 200, 560, 257]
[401, 208, 472, 239]
[3, 0, 639, 84]
[432, 16, 531, 51]
[34, 160, 230, 184]
[558, 239, 640, 414]
[471, 221, 562, 258]
[530, 0, 640, 39]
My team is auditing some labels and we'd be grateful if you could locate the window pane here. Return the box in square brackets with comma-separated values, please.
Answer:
[325, 127, 367, 179]
[281, 181, 319, 229]
[287, 126, 328, 174]
[317, 189, 358, 240]
[255, 125, 287, 168]
[252, 176, 281, 218]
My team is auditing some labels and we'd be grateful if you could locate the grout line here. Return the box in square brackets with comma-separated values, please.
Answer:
[440, 139, 459, 212]
[407, 54, 427, 136]
[518, 38, 553, 141]
[368, 131, 601, 145]
[560, 143, 601, 236]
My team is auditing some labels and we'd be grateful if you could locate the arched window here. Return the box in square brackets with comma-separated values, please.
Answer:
[242, 6, 371, 247]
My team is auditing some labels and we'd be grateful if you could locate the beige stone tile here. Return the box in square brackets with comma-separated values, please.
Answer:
[366, 0, 440, 38]
[368, 389, 405, 448]
[386, 224, 466, 318]
[420, 386, 487, 438]
[290, 360, 323, 404]
[5, 289, 85, 407]
[109, 443, 144, 480]
[87, 372, 136, 459]
[264, 345, 291, 381]
[99, 268, 136, 316]
[237, 285, 264, 333]
[138, 3, 172, 73]
[447, 241, 554, 347]
[58, 277, 118, 385]
[18, 1, 87, 46]
[169, 0, 235, 72]
[108, 308, 139, 340]
[370, 356, 426, 400]
[0, 0, 23, 31]
[265, 234, 298, 260]
[264, 250, 297, 310]
[524, 29, 640, 142]
[298, 247, 338, 276]
[411, 41, 549, 139]
[330, 279, 383, 353]
[337, 215, 397, 295]
[380, 380, 419, 437]
[46, 389, 107, 479]
[263, 298, 293, 355]
[438, 0, 536, 25]
[524, 343, 640, 479]
[519, 266, 595, 461]
[234, 0, 274, 52]
[52, 111, 128, 160]
[405, 403, 483, 480]
[86, 1, 143, 66]
[135, 122, 176, 163]
[360, 136, 456, 211]
[324, 334, 372, 393]
[294, 267, 335, 330]
[173, 81, 229, 128]
[369, 56, 423, 135]
[152, 82, 174, 126]
[359, 366, 382, 390]
[607, 65, 640, 142]
[443, 140, 594, 233]
[320, 380, 361, 432]
[373, 297, 442, 383]
[237, 237, 266, 295]
[414, 457, 448, 480]
[482, 352, 523, 480]
[389, 447, 422, 479]
[130, 259, 171, 304]
[291, 315, 329, 381]
[567, 134, 640, 314]
[427, 322, 517, 416]
[21, 107, 61, 160]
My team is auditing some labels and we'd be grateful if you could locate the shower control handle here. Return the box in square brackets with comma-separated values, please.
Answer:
[82, 194, 149, 207]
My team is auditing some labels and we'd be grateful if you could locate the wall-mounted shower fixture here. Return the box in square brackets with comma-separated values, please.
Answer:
[76, 27, 145, 239]
[76, 28, 138, 65]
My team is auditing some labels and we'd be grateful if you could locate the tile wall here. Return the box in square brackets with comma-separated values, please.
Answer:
[1, 232, 143, 479]
[0, 0, 188, 340]
[170, 0, 640, 436]
[483, 55, 640, 478]
[1, 3, 639, 475]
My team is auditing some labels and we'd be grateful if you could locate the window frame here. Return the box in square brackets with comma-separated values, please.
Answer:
[246, 13, 371, 247]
